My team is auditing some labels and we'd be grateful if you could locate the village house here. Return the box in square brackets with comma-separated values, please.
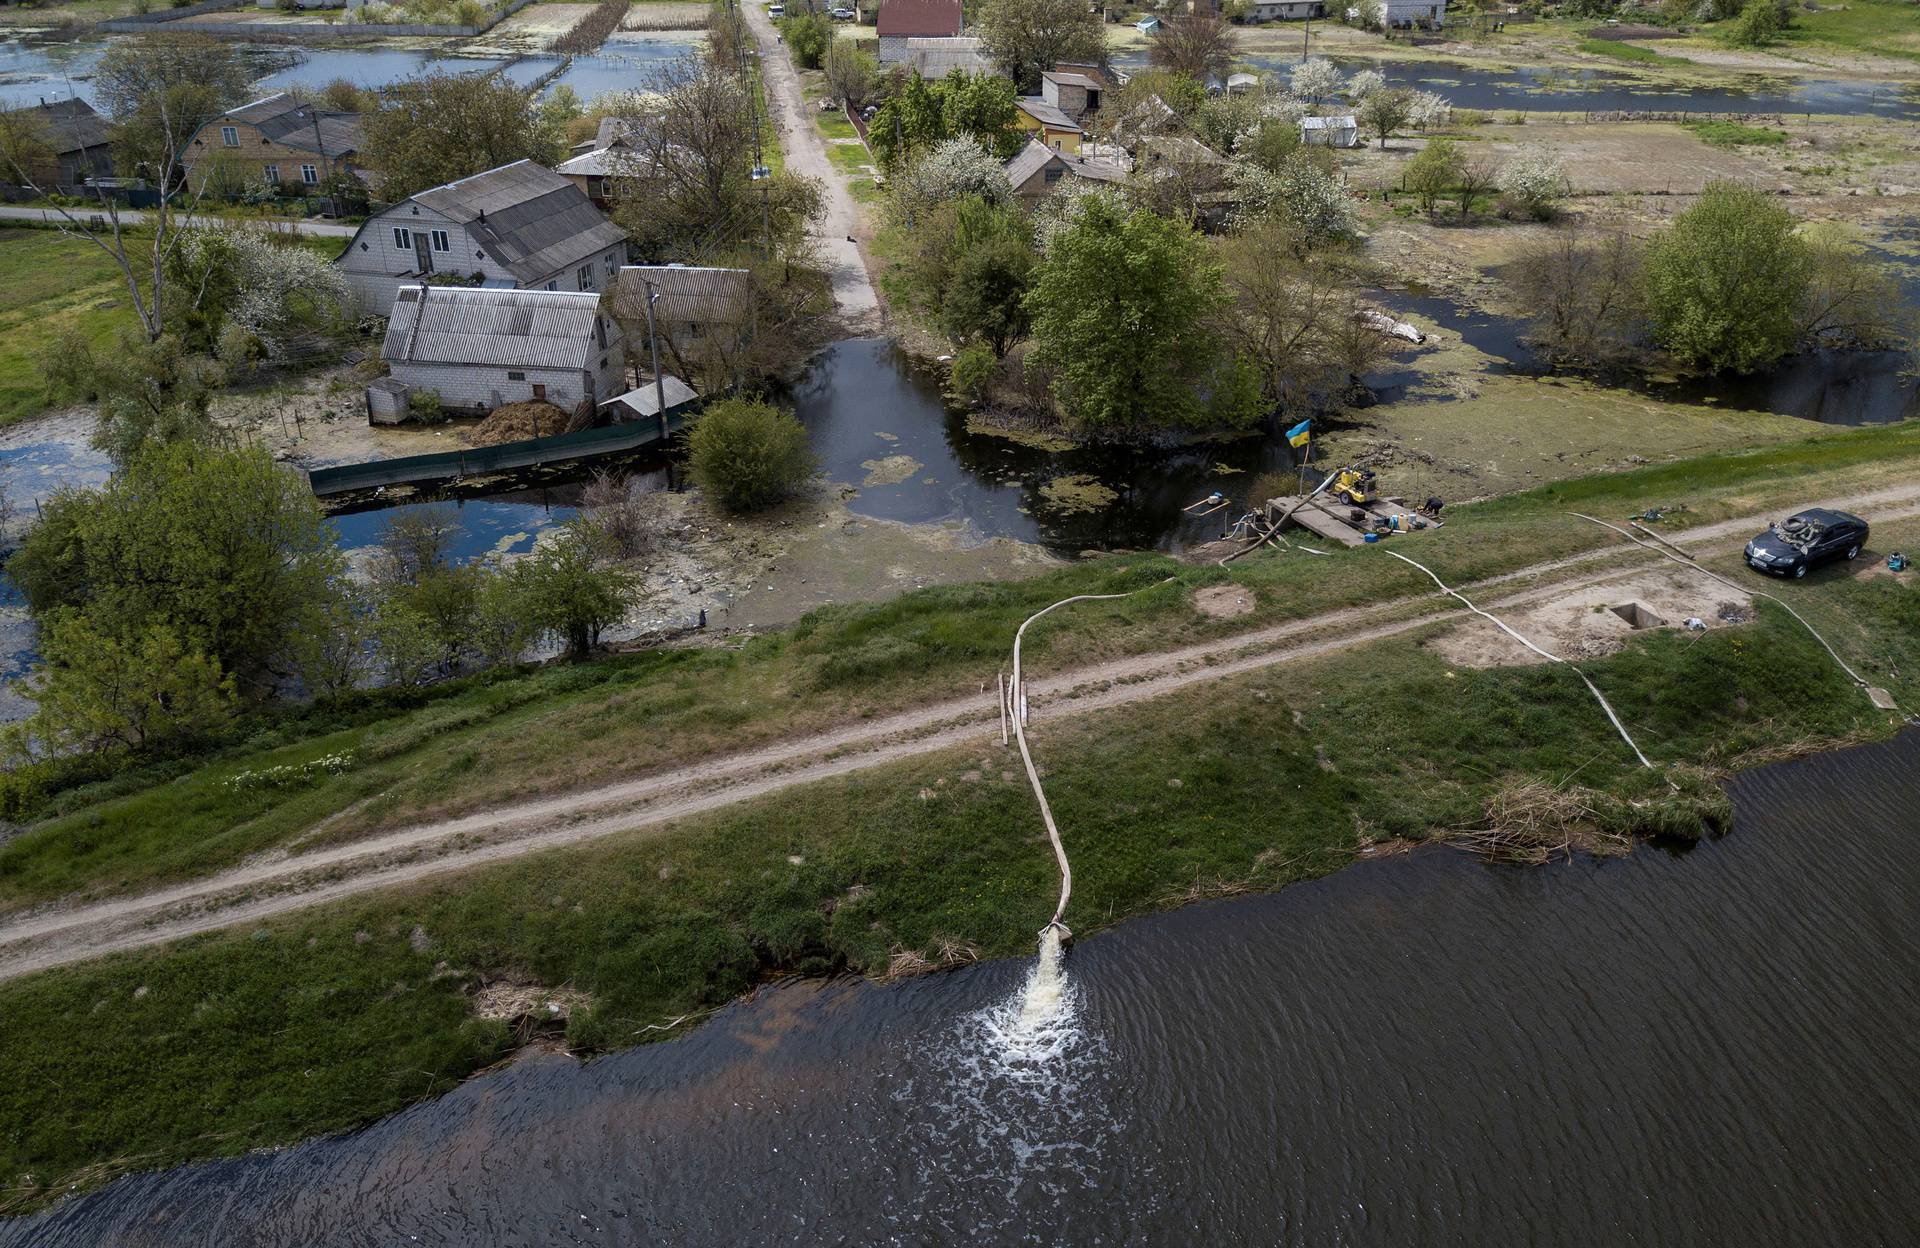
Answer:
[181, 93, 363, 195]
[611, 264, 752, 348]
[1038, 63, 1112, 126]
[876, 0, 963, 64]
[1013, 96, 1083, 154]
[555, 116, 652, 208]
[1002, 138, 1126, 205]
[1243, 0, 1325, 19]
[902, 35, 991, 79]
[1301, 114, 1360, 147]
[373, 285, 626, 422]
[0, 98, 113, 188]
[1382, 0, 1446, 26]
[333, 159, 629, 317]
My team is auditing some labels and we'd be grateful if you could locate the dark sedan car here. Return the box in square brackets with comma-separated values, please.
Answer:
[1744, 508, 1869, 578]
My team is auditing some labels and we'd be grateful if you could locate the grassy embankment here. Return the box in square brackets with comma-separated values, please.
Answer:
[1575, 37, 1692, 68]
[3, 491, 1917, 1208]
[1768, 0, 1920, 62]
[6, 419, 1920, 915]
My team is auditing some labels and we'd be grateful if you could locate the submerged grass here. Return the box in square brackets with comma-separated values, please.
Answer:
[5, 418, 1920, 909]
[3, 580, 1913, 1210]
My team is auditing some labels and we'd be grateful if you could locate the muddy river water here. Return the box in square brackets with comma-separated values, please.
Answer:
[9, 730, 1919, 1244]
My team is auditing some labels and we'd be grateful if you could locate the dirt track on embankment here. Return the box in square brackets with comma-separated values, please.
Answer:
[3, 482, 1919, 982]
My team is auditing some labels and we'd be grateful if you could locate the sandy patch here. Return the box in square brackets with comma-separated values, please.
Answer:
[1193, 584, 1256, 620]
[1425, 565, 1752, 668]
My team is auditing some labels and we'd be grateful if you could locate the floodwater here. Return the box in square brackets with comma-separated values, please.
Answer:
[793, 337, 1304, 552]
[10, 729, 1919, 1245]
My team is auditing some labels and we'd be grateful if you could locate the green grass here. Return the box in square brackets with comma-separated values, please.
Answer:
[6, 419, 1920, 912]
[1775, 0, 1920, 61]
[1686, 120, 1790, 149]
[1576, 37, 1689, 66]
[6, 569, 1914, 1209]
[0, 229, 131, 427]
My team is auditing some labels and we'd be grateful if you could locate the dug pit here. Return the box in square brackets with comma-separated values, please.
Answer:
[1426, 567, 1752, 669]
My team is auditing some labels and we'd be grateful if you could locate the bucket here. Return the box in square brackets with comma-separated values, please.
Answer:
[1363, 532, 1381, 544]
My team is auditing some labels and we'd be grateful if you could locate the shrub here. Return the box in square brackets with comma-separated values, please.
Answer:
[948, 342, 997, 402]
[408, 389, 446, 422]
[1498, 145, 1569, 220]
[687, 398, 817, 512]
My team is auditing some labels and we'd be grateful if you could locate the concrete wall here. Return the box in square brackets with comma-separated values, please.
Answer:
[391, 350, 621, 416]
[877, 34, 907, 63]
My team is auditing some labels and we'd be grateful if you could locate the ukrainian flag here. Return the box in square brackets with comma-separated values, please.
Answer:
[1286, 419, 1311, 448]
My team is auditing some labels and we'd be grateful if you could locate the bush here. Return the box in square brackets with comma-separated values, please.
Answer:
[687, 398, 817, 512]
[947, 342, 997, 402]
[408, 389, 446, 423]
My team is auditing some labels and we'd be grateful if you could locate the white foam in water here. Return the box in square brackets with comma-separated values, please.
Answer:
[987, 927, 1076, 1065]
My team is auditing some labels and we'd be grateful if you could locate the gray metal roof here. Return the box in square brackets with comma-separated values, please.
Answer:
[610, 265, 750, 326]
[1043, 70, 1105, 92]
[1015, 96, 1082, 133]
[410, 160, 629, 286]
[381, 286, 613, 371]
[1004, 139, 1063, 187]
[222, 92, 363, 156]
[905, 36, 990, 78]
[5, 98, 110, 156]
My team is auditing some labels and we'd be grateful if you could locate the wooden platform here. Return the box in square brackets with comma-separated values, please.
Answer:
[1264, 496, 1370, 547]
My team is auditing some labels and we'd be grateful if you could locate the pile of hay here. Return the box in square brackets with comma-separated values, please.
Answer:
[466, 401, 571, 447]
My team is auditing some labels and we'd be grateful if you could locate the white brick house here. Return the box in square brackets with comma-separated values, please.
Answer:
[334, 160, 628, 317]
[380, 286, 626, 417]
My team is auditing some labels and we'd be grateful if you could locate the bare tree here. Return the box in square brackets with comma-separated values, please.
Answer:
[1507, 227, 1648, 368]
[1149, 12, 1239, 85]
[1215, 218, 1388, 416]
[1799, 234, 1914, 351]
[1453, 150, 1498, 218]
[580, 470, 659, 559]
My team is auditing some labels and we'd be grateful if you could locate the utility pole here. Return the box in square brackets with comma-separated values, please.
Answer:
[643, 278, 669, 443]
[1303, 12, 1312, 60]
[307, 104, 338, 219]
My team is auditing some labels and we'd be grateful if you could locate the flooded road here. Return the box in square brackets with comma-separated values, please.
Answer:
[11, 730, 1919, 1245]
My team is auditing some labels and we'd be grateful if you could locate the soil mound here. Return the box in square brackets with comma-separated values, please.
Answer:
[466, 401, 572, 447]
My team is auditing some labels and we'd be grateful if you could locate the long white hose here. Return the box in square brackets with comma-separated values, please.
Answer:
[1385, 550, 1656, 769]
[1009, 580, 1176, 934]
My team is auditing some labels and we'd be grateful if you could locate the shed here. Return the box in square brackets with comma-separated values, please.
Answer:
[603, 375, 699, 423]
[365, 376, 413, 426]
[1225, 72, 1260, 95]
[380, 285, 626, 418]
[1135, 16, 1161, 33]
[1301, 114, 1360, 147]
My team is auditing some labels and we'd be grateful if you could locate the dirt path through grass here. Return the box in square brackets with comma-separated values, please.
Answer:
[3, 480, 1918, 981]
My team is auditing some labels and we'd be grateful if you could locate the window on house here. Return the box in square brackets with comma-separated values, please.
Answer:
[392, 227, 412, 250]
[603, 253, 617, 278]
[507, 371, 526, 381]
[262, 164, 280, 184]
[220, 125, 239, 147]
[599, 356, 608, 370]
[576, 264, 594, 291]
[430, 230, 450, 252]
[1044, 166, 1064, 183]
[546, 280, 558, 291]
[300, 165, 318, 185]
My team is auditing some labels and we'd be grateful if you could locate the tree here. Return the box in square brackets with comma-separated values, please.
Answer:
[1498, 146, 1569, 220]
[94, 34, 250, 177]
[1723, 0, 1782, 46]
[19, 616, 236, 754]
[519, 521, 640, 658]
[978, 0, 1106, 94]
[43, 332, 224, 468]
[1798, 231, 1911, 351]
[1359, 87, 1414, 148]
[1193, 92, 1263, 157]
[1229, 155, 1356, 247]
[824, 37, 878, 108]
[1345, 69, 1385, 101]
[7, 443, 345, 696]
[870, 72, 1021, 172]
[1402, 138, 1460, 216]
[471, 564, 537, 668]
[1290, 57, 1343, 104]
[937, 198, 1036, 356]
[1215, 218, 1386, 416]
[166, 226, 352, 359]
[284, 582, 368, 700]
[363, 71, 564, 200]
[1026, 195, 1258, 430]
[1644, 182, 1809, 373]
[1508, 227, 1647, 368]
[688, 398, 817, 512]
[1453, 148, 1498, 218]
[782, 12, 835, 68]
[887, 137, 1015, 224]
[1149, 12, 1239, 84]
[0, 109, 57, 187]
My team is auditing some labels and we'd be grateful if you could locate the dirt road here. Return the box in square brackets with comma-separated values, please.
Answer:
[745, 0, 880, 326]
[4, 483, 1917, 982]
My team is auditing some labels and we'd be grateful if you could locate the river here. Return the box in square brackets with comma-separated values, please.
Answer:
[8, 729, 1918, 1244]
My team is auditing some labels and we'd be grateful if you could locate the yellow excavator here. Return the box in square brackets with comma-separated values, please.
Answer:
[1325, 466, 1378, 508]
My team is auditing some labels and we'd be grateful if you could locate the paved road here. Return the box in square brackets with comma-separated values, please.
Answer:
[743, 0, 881, 326]
[0, 204, 358, 238]
[5, 480, 1919, 981]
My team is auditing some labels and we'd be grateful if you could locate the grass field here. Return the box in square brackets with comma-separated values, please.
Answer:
[1685, 119, 1790, 149]
[1775, 0, 1920, 62]
[0, 230, 131, 427]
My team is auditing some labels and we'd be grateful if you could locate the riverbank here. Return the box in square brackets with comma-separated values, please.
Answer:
[3, 428, 1920, 1211]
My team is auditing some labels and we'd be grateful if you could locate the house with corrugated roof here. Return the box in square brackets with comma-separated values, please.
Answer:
[1, 98, 113, 187]
[181, 93, 363, 195]
[876, 0, 963, 63]
[1003, 138, 1127, 204]
[376, 285, 626, 419]
[1039, 64, 1113, 126]
[333, 159, 629, 317]
[902, 35, 991, 79]
[555, 116, 654, 207]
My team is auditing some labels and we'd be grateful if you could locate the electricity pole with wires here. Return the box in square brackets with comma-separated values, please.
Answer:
[643, 278, 669, 442]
